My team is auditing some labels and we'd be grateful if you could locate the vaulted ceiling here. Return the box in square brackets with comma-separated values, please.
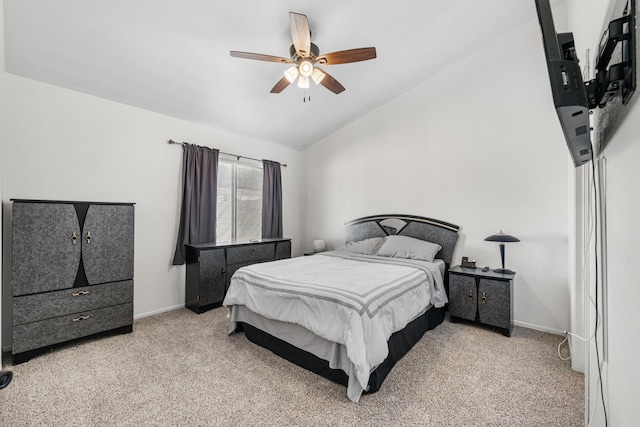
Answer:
[4, 0, 541, 150]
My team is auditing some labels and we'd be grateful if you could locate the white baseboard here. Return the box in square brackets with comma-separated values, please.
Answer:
[134, 304, 185, 320]
[514, 320, 564, 336]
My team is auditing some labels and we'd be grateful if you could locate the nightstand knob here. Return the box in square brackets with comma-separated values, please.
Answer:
[482, 292, 487, 304]
[468, 290, 473, 302]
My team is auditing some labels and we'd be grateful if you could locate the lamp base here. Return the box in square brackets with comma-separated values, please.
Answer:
[492, 268, 515, 274]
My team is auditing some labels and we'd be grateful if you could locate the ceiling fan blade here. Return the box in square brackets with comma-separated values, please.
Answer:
[230, 51, 294, 64]
[270, 76, 292, 94]
[317, 69, 345, 94]
[290, 12, 311, 57]
[316, 47, 377, 65]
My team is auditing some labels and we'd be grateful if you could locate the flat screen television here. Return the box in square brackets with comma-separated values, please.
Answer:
[535, 0, 593, 167]
[592, 0, 637, 153]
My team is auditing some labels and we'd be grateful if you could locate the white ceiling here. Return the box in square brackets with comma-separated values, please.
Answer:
[4, 0, 540, 150]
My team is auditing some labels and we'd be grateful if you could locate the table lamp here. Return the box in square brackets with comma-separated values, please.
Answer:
[312, 240, 326, 253]
[484, 231, 520, 274]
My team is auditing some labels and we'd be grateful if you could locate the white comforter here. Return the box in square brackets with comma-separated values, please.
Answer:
[223, 251, 447, 402]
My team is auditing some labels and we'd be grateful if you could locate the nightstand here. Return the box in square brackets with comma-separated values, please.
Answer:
[448, 266, 515, 336]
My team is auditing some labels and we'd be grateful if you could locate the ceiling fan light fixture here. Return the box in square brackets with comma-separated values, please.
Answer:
[297, 75, 310, 89]
[283, 66, 299, 83]
[298, 59, 314, 77]
[311, 68, 325, 85]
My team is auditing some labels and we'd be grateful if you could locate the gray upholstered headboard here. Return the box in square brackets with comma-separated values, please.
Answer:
[344, 214, 460, 265]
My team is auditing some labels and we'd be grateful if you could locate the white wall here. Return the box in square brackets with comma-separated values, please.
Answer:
[567, 0, 640, 423]
[1, 74, 305, 350]
[303, 13, 573, 334]
[598, 103, 640, 425]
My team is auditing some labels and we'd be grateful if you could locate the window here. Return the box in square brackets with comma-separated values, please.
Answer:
[216, 156, 262, 242]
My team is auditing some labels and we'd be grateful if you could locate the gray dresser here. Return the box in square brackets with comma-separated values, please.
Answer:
[448, 266, 515, 336]
[185, 238, 291, 313]
[11, 200, 135, 363]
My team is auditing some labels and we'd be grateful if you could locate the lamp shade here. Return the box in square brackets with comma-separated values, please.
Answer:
[297, 75, 310, 89]
[283, 66, 299, 83]
[311, 68, 325, 85]
[484, 231, 520, 243]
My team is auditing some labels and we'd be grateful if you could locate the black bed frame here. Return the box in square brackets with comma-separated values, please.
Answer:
[236, 214, 460, 395]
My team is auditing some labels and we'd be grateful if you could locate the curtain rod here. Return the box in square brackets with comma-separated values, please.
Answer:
[168, 139, 287, 167]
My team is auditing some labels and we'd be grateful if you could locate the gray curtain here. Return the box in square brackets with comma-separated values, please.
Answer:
[172, 144, 219, 265]
[262, 160, 283, 238]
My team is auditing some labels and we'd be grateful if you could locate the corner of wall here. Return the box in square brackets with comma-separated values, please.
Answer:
[1, 0, 7, 365]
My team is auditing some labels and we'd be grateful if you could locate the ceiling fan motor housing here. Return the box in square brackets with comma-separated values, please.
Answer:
[290, 43, 320, 62]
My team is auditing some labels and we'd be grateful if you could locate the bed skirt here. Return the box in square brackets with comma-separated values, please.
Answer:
[236, 305, 445, 394]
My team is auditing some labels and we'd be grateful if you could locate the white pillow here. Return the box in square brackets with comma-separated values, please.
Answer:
[335, 237, 386, 255]
[376, 235, 442, 262]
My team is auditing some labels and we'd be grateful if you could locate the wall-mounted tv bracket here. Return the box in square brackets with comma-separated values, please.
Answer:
[585, 1, 636, 109]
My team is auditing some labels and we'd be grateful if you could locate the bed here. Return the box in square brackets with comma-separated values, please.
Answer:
[223, 214, 460, 402]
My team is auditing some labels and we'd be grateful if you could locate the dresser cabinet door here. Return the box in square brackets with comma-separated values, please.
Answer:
[275, 240, 291, 260]
[82, 204, 135, 285]
[478, 279, 511, 329]
[199, 249, 226, 306]
[225, 261, 254, 292]
[449, 274, 477, 321]
[12, 203, 82, 296]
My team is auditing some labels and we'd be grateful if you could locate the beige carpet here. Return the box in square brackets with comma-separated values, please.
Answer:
[0, 308, 583, 426]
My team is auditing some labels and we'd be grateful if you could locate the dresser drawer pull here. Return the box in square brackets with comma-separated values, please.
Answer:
[482, 292, 487, 304]
[86, 231, 92, 244]
[468, 290, 473, 302]
[249, 247, 256, 252]
[72, 315, 90, 322]
[71, 290, 90, 297]
[71, 231, 78, 245]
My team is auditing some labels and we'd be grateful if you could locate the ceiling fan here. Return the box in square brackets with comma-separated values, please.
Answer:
[230, 12, 377, 95]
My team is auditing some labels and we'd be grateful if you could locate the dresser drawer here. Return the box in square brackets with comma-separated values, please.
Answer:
[12, 302, 133, 354]
[13, 280, 134, 326]
[226, 244, 275, 264]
